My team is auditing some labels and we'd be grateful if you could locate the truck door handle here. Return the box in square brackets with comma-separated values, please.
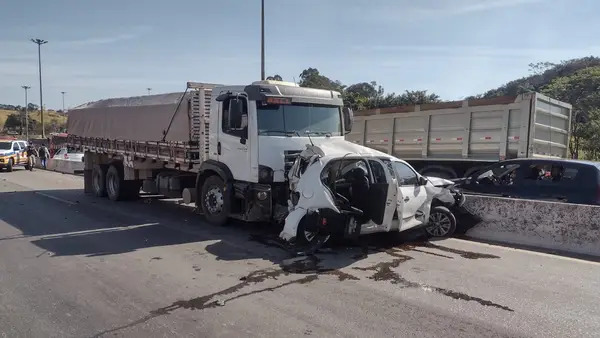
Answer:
[217, 142, 221, 155]
[404, 197, 410, 202]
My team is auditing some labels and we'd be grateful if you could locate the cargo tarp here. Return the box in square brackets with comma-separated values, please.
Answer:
[67, 92, 193, 142]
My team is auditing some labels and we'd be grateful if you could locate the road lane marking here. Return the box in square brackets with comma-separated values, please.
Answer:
[34, 191, 78, 206]
[39, 223, 160, 240]
[446, 238, 600, 265]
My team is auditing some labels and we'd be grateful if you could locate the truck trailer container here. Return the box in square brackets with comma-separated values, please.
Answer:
[345, 92, 572, 178]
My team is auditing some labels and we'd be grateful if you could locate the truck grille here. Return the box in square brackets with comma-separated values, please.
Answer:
[284, 150, 302, 178]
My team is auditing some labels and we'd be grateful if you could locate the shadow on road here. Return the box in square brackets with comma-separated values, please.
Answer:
[0, 186, 498, 270]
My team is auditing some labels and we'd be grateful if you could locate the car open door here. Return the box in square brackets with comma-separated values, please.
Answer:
[364, 158, 398, 232]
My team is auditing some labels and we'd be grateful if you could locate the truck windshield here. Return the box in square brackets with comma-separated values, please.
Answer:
[257, 103, 342, 136]
[0, 142, 12, 150]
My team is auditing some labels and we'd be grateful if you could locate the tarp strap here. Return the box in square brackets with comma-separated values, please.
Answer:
[162, 87, 190, 141]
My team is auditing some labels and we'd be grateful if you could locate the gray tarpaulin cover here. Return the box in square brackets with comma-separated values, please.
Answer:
[67, 92, 193, 142]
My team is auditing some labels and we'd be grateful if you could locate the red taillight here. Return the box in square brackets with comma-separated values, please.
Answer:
[321, 218, 327, 226]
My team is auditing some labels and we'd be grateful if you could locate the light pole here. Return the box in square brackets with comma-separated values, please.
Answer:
[147, 88, 152, 95]
[261, 0, 265, 80]
[61, 91, 66, 112]
[31, 38, 48, 138]
[21, 86, 31, 140]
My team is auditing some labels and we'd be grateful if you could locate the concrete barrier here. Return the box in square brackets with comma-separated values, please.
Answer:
[462, 195, 600, 257]
[36, 158, 84, 175]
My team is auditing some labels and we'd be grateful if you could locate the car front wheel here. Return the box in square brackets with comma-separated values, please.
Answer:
[425, 206, 457, 238]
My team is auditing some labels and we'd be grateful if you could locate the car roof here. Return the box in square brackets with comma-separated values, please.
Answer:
[503, 158, 600, 169]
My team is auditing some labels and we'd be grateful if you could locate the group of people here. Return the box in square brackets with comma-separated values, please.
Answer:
[25, 143, 51, 170]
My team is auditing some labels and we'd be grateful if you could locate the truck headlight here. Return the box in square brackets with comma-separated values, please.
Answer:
[258, 165, 274, 184]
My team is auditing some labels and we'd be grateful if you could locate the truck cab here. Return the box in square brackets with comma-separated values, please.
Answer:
[198, 80, 355, 224]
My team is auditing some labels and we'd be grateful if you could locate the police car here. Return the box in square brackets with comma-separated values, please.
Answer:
[0, 139, 30, 172]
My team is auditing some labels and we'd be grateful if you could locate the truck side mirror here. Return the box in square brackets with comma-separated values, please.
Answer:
[342, 107, 353, 135]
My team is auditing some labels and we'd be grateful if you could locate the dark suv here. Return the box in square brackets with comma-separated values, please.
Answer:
[460, 159, 600, 205]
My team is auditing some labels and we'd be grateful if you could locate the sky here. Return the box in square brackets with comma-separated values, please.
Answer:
[1, 0, 599, 110]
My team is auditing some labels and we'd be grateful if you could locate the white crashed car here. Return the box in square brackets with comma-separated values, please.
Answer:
[280, 145, 465, 247]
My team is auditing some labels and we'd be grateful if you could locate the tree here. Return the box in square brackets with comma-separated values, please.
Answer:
[298, 68, 344, 92]
[3, 113, 22, 133]
[27, 103, 39, 111]
[542, 66, 600, 159]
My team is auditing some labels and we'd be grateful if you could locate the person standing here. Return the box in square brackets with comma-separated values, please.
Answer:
[38, 143, 50, 169]
[25, 143, 38, 171]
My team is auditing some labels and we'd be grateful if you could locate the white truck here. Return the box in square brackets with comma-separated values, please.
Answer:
[67, 80, 358, 226]
[346, 92, 573, 179]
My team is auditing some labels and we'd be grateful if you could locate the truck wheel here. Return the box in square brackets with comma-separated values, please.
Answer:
[106, 164, 125, 201]
[200, 175, 230, 226]
[6, 159, 13, 172]
[425, 206, 456, 238]
[92, 164, 108, 197]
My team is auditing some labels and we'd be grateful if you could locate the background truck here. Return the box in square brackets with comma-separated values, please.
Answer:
[346, 92, 573, 179]
[67, 80, 355, 226]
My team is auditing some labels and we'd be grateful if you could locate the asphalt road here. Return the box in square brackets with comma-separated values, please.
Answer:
[0, 169, 599, 337]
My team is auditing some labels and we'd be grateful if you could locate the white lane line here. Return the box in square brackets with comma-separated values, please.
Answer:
[446, 238, 600, 265]
[34, 191, 78, 206]
[39, 223, 160, 240]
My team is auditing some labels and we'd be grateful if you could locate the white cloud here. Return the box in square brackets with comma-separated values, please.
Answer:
[352, 44, 600, 60]
[66, 26, 151, 46]
[354, 0, 544, 22]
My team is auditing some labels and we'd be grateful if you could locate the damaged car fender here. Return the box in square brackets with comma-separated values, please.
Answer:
[280, 158, 339, 242]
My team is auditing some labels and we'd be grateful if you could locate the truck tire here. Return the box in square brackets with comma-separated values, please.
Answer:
[92, 164, 108, 197]
[6, 158, 13, 172]
[200, 175, 230, 226]
[425, 206, 456, 238]
[106, 164, 125, 201]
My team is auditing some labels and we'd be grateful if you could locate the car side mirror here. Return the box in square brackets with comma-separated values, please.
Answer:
[418, 176, 428, 186]
[240, 137, 246, 145]
[342, 107, 353, 135]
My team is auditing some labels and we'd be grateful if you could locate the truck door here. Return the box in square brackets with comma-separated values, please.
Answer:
[218, 95, 252, 182]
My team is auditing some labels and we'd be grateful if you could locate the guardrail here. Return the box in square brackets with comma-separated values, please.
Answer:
[463, 195, 600, 257]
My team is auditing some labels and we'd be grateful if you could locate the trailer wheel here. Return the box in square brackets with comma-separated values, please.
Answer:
[200, 175, 230, 226]
[6, 158, 13, 172]
[106, 164, 126, 201]
[425, 206, 456, 238]
[92, 164, 108, 197]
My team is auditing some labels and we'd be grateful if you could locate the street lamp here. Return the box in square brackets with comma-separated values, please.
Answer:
[31, 38, 48, 138]
[61, 91, 66, 112]
[261, 0, 265, 80]
[21, 86, 31, 140]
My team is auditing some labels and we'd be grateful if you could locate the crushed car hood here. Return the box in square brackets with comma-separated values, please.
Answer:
[426, 176, 455, 188]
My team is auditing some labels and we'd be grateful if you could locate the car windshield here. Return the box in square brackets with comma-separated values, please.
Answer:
[0, 142, 12, 150]
[257, 103, 342, 137]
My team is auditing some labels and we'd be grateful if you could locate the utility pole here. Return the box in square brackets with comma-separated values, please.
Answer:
[21, 86, 31, 141]
[31, 38, 48, 138]
[261, 0, 265, 80]
[147, 88, 152, 95]
[61, 91, 66, 112]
